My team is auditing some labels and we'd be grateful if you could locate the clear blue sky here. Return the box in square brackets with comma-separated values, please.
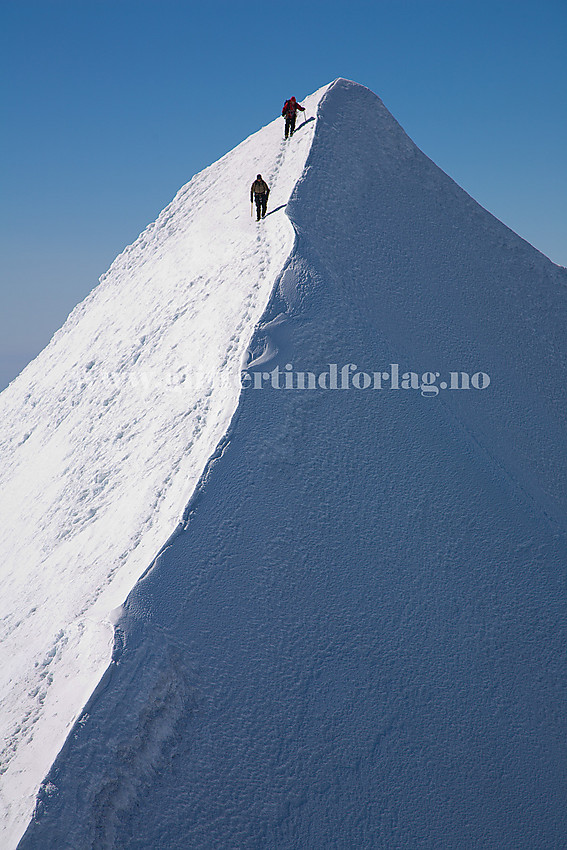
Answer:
[1, 0, 565, 391]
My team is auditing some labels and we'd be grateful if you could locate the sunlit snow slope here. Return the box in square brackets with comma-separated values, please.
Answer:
[19, 79, 567, 850]
[0, 84, 327, 848]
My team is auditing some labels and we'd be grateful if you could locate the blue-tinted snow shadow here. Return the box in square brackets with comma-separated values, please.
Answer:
[293, 116, 315, 134]
[264, 204, 286, 218]
[279, 116, 315, 141]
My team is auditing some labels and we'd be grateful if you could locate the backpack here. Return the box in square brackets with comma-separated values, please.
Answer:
[282, 99, 295, 117]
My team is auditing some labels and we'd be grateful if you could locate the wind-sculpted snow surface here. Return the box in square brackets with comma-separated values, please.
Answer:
[0, 86, 327, 847]
[18, 80, 567, 849]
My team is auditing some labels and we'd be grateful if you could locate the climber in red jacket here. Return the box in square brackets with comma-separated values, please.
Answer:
[282, 96, 305, 139]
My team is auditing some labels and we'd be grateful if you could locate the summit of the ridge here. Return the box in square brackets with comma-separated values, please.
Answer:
[20, 69, 567, 848]
[6, 77, 567, 850]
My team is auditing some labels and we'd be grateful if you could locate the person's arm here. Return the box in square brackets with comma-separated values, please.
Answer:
[297, 103, 305, 112]
[250, 183, 254, 202]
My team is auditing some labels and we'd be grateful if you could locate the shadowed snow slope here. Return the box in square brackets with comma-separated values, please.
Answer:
[0, 85, 327, 848]
[16, 79, 567, 849]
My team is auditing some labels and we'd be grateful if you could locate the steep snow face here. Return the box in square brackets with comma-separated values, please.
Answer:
[19, 80, 567, 849]
[0, 85, 328, 847]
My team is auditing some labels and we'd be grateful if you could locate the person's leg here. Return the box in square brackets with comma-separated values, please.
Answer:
[290, 112, 297, 136]
[255, 197, 261, 220]
[261, 195, 267, 217]
[285, 115, 291, 138]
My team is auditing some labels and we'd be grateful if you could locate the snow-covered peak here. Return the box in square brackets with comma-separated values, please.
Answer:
[4, 77, 567, 849]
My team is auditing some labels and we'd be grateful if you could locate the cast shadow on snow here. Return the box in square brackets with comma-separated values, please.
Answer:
[264, 204, 287, 218]
[293, 116, 315, 134]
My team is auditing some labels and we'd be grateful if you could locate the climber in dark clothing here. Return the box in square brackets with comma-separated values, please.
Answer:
[250, 174, 270, 221]
[282, 96, 305, 139]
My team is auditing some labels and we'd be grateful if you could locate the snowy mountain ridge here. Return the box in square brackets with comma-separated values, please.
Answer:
[0, 82, 329, 847]
[3, 78, 567, 849]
